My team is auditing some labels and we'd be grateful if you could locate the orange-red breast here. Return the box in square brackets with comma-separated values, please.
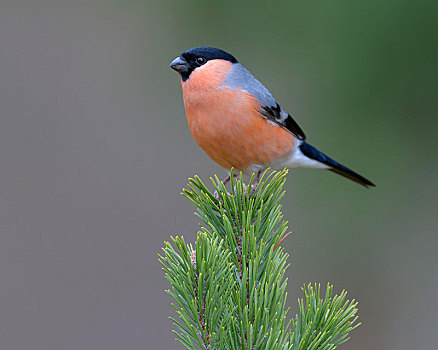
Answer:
[170, 47, 375, 188]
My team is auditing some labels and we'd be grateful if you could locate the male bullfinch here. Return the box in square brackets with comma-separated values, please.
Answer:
[170, 47, 375, 188]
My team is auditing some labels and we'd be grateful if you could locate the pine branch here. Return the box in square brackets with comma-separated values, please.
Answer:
[291, 283, 360, 350]
[159, 169, 360, 349]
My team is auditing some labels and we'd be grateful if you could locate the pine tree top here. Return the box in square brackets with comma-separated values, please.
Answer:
[159, 169, 359, 350]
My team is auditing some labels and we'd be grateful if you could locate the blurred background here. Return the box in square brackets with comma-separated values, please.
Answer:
[1, 1, 437, 349]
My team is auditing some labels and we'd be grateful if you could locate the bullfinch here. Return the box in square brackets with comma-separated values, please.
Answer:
[170, 47, 375, 188]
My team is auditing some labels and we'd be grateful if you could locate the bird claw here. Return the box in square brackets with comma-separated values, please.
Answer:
[213, 175, 232, 204]
[244, 171, 261, 198]
[213, 190, 221, 201]
[241, 183, 258, 198]
[214, 172, 260, 203]
[249, 183, 258, 198]
[213, 189, 231, 204]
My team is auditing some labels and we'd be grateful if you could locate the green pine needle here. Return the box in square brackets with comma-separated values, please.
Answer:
[159, 169, 360, 349]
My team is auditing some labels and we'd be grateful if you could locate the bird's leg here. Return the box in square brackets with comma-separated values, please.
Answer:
[214, 174, 231, 201]
[249, 170, 262, 197]
[222, 175, 231, 186]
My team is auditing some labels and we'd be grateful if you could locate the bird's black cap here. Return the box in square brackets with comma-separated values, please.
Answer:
[181, 47, 238, 63]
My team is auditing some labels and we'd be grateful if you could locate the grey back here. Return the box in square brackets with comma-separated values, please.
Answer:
[223, 63, 277, 108]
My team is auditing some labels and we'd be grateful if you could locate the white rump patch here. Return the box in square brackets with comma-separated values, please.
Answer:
[284, 141, 330, 169]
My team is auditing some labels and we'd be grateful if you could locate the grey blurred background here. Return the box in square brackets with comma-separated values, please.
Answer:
[0, 1, 437, 349]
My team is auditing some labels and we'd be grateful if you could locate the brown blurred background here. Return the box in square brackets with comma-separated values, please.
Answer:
[0, 1, 437, 349]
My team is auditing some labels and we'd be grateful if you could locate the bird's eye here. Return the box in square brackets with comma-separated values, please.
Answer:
[196, 57, 206, 65]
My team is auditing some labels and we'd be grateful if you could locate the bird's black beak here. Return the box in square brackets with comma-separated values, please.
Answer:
[170, 56, 189, 73]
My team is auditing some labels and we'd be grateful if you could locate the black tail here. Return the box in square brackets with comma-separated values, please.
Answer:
[299, 142, 375, 188]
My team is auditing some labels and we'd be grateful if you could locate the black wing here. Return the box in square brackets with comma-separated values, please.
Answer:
[260, 103, 306, 140]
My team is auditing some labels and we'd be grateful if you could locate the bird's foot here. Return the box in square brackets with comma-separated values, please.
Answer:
[213, 175, 231, 204]
[214, 171, 261, 202]
[213, 190, 222, 201]
[248, 183, 257, 198]
[248, 170, 262, 198]
[237, 171, 261, 198]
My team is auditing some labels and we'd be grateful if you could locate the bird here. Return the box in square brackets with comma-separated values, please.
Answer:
[170, 47, 375, 189]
